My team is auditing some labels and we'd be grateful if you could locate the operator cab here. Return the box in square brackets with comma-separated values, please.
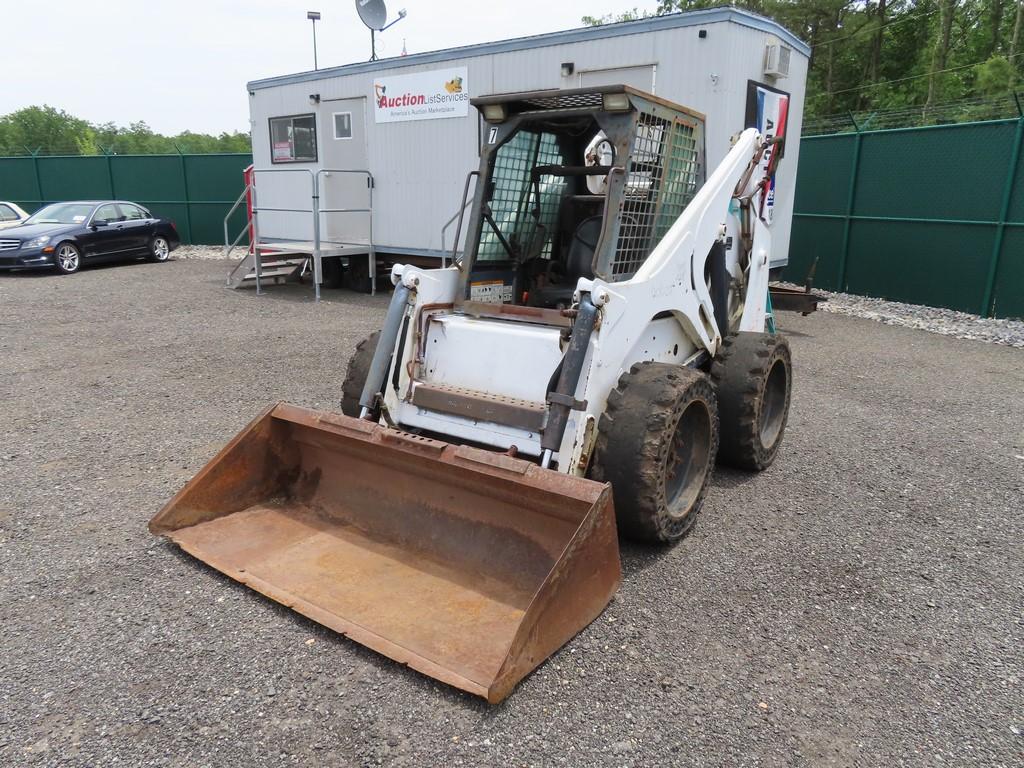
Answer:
[457, 85, 705, 312]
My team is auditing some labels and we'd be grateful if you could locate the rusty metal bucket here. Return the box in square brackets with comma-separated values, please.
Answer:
[149, 403, 620, 703]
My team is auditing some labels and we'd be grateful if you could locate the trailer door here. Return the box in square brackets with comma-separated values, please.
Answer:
[320, 97, 370, 245]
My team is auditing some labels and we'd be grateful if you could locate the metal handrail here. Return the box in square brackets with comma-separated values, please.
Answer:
[440, 199, 472, 268]
[222, 182, 252, 258]
[443, 171, 479, 269]
[225, 167, 375, 299]
[246, 168, 316, 294]
[315, 168, 373, 240]
[314, 168, 375, 298]
[225, 225, 258, 285]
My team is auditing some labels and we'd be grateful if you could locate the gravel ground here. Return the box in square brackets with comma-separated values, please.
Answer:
[1, 258, 1022, 767]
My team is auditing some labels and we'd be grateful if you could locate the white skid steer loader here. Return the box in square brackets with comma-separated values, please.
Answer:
[151, 86, 793, 703]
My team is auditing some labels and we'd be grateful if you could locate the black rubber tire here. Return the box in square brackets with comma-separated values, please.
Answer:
[591, 362, 719, 544]
[711, 332, 792, 472]
[340, 330, 383, 418]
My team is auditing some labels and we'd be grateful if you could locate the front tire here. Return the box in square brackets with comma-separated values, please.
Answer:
[149, 236, 171, 262]
[711, 332, 792, 471]
[340, 330, 384, 419]
[591, 363, 719, 544]
[54, 242, 81, 274]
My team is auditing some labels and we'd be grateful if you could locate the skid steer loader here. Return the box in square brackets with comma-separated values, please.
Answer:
[151, 85, 793, 703]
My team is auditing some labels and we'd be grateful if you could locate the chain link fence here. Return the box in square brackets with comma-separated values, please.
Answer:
[789, 112, 1024, 319]
[0, 152, 253, 245]
[803, 93, 1024, 136]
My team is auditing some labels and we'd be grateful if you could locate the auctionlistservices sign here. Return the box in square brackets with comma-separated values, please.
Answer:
[373, 67, 469, 124]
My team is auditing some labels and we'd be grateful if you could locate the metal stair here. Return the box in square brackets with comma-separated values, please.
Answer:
[221, 167, 376, 299]
[226, 249, 308, 290]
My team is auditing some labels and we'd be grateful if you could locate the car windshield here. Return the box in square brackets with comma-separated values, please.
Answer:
[25, 203, 96, 225]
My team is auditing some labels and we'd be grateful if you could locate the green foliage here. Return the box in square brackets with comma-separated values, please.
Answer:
[0, 105, 251, 156]
[588, 1, 1024, 125]
[581, 8, 650, 25]
[975, 54, 1016, 94]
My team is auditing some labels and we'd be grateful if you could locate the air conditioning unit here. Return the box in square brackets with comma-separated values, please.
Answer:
[764, 44, 791, 78]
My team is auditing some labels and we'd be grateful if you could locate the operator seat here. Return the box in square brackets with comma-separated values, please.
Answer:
[532, 215, 601, 309]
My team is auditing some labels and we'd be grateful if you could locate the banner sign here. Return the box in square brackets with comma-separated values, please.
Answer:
[745, 80, 790, 222]
[373, 67, 469, 124]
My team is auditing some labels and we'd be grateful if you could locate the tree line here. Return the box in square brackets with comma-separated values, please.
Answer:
[586, 1, 1024, 125]
[6, 2, 1023, 151]
[0, 105, 251, 156]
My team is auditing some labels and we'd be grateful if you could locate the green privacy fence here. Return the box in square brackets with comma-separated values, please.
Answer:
[788, 115, 1024, 319]
[0, 152, 253, 245]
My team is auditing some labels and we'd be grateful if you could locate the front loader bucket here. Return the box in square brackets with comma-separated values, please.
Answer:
[150, 403, 620, 703]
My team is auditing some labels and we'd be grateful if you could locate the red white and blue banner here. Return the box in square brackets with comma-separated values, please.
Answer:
[745, 80, 790, 223]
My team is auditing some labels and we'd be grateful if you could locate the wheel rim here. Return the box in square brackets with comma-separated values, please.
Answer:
[57, 245, 78, 272]
[759, 358, 788, 449]
[153, 238, 169, 260]
[664, 400, 713, 516]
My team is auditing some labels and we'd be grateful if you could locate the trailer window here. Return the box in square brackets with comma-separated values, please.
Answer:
[269, 114, 318, 163]
[333, 112, 353, 140]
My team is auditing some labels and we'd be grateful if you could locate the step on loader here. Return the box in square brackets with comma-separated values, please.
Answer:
[151, 85, 794, 703]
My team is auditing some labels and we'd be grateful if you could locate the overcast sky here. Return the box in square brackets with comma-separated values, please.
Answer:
[1, 0, 659, 135]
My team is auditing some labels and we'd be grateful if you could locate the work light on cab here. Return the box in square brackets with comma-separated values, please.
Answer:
[601, 92, 631, 112]
[481, 103, 507, 123]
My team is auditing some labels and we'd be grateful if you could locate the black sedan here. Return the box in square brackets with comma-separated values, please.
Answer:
[0, 200, 180, 274]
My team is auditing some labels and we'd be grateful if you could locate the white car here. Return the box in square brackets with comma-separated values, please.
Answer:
[0, 202, 29, 230]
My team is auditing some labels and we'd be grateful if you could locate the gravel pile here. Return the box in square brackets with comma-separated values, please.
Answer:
[1, 260, 1021, 766]
[174, 244, 235, 261]
[804, 287, 1024, 348]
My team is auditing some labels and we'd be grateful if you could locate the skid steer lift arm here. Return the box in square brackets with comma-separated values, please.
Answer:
[619, 126, 775, 345]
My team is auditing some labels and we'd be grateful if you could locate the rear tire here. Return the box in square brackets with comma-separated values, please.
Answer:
[711, 332, 792, 471]
[340, 330, 383, 418]
[148, 236, 171, 262]
[591, 363, 719, 544]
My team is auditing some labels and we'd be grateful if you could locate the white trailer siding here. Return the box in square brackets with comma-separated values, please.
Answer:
[248, 7, 808, 267]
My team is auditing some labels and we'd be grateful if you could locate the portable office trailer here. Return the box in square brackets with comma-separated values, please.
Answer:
[246, 7, 809, 287]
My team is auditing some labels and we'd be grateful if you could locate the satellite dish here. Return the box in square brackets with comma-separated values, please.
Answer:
[356, 0, 406, 60]
[356, 0, 387, 30]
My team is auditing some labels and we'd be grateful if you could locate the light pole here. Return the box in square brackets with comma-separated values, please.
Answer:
[307, 11, 321, 70]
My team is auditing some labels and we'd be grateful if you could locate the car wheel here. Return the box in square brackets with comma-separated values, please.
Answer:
[54, 243, 81, 274]
[149, 236, 171, 262]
